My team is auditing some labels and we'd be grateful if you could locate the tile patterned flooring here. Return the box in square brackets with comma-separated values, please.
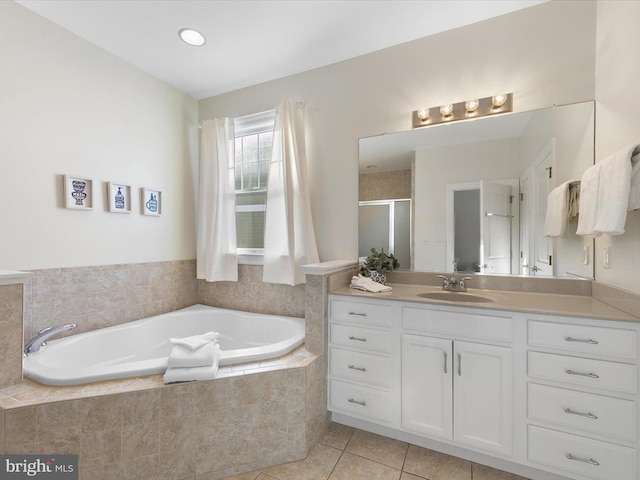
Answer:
[221, 423, 530, 480]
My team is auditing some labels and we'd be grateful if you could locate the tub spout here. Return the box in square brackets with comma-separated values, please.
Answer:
[24, 324, 77, 356]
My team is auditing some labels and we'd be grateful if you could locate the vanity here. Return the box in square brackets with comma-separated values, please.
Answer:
[327, 284, 640, 480]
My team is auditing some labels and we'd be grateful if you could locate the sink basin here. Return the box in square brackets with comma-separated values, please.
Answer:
[417, 291, 494, 303]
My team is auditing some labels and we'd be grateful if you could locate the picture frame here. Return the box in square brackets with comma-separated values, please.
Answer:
[107, 182, 132, 213]
[141, 187, 162, 216]
[64, 175, 93, 210]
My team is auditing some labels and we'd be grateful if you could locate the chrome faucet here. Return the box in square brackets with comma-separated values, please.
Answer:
[23, 324, 77, 356]
[436, 275, 473, 292]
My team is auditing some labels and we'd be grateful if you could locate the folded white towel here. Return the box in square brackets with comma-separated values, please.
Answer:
[576, 162, 602, 237]
[168, 342, 220, 369]
[544, 180, 573, 238]
[163, 360, 220, 384]
[628, 150, 640, 211]
[592, 144, 638, 235]
[169, 331, 219, 351]
[349, 274, 392, 293]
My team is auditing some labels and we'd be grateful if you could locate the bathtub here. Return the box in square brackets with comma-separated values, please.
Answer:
[23, 304, 305, 386]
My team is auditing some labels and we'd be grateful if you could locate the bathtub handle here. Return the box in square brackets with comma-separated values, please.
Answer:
[348, 336, 367, 342]
[348, 365, 367, 372]
[348, 311, 368, 317]
[348, 398, 367, 407]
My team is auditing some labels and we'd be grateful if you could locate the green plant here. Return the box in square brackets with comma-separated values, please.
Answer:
[360, 247, 400, 275]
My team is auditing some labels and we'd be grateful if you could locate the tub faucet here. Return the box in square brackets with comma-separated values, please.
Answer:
[23, 324, 77, 356]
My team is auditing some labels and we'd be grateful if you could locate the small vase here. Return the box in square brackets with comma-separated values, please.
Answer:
[369, 271, 387, 285]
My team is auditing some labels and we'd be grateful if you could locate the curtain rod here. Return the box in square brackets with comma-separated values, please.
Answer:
[198, 102, 305, 129]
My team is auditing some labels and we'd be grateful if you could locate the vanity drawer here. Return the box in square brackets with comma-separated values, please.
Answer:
[528, 425, 637, 480]
[402, 306, 512, 343]
[330, 347, 392, 388]
[528, 320, 636, 360]
[528, 351, 638, 394]
[528, 383, 637, 442]
[330, 324, 392, 354]
[329, 379, 392, 423]
[329, 298, 393, 327]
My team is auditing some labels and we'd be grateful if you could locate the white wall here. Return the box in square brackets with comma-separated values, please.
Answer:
[594, 0, 640, 294]
[0, 2, 199, 270]
[199, 0, 597, 263]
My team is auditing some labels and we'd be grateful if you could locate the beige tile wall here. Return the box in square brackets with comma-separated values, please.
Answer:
[359, 170, 412, 202]
[24, 260, 198, 341]
[0, 284, 23, 389]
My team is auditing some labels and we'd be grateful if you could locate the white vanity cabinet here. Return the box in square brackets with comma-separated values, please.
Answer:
[401, 305, 513, 456]
[525, 316, 639, 480]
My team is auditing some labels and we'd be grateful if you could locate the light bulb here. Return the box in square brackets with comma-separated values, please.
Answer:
[492, 94, 508, 108]
[178, 28, 206, 46]
[416, 108, 430, 121]
[465, 99, 480, 113]
[440, 104, 453, 117]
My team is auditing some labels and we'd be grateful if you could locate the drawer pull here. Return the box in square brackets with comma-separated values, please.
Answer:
[565, 336, 599, 345]
[348, 336, 367, 342]
[564, 408, 598, 420]
[348, 364, 367, 372]
[348, 311, 368, 317]
[565, 369, 599, 379]
[443, 351, 448, 374]
[457, 353, 462, 376]
[348, 398, 367, 406]
[566, 453, 600, 466]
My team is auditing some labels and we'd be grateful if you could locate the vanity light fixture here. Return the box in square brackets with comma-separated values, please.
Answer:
[412, 93, 513, 129]
[178, 28, 206, 46]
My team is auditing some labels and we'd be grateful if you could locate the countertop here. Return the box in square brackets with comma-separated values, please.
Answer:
[331, 284, 640, 323]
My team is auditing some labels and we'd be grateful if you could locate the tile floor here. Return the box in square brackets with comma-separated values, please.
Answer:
[221, 422, 530, 480]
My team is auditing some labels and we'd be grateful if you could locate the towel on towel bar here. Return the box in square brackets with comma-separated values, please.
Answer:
[169, 331, 219, 350]
[577, 144, 640, 236]
[544, 180, 574, 238]
[168, 342, 220, 369]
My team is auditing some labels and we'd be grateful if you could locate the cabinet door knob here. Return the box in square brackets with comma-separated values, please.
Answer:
[566, 453, 600, 466]
[564, 408, 598, 420]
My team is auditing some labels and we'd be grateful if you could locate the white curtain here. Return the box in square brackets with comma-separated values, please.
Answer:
[263, 100, 320, 286]
[196, 118, 238, 282]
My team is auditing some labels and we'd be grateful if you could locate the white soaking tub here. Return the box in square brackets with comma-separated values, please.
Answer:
[23, 304, 305, 386]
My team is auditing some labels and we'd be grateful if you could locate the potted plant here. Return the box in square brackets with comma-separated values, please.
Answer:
[359, 247, 400, 284]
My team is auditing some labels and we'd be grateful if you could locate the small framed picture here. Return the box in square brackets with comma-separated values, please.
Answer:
[64, 175, 93, 210]
[141, 187, 162, 216]
[107, 182, 131, 213]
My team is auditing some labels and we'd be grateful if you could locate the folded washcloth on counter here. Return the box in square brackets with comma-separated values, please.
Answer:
[163, 359, 220, 384]
[168, 342, 220, 369]
[349, 274, 392, 293]
[169, 331, 219, 350]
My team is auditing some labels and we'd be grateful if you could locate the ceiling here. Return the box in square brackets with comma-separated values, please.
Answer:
[16, 0, 546, 100]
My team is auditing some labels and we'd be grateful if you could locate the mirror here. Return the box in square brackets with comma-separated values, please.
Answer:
[359, 101, 595, 278]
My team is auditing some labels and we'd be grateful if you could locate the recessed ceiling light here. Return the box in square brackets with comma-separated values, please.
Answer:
[178, 28, 206, 47]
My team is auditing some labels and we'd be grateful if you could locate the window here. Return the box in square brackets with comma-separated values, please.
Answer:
[234, 110, 275, 255]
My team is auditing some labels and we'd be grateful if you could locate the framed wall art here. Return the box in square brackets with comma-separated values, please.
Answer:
[64, 175, 93, 210]
[107, 182, 132, 213]
[141, 187, 162, 216]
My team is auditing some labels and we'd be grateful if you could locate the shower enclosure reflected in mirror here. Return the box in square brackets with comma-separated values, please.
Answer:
[358, 101, 595, 278]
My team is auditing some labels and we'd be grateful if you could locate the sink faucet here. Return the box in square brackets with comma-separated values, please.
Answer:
[436, 275, 473, 292]
[23, 324, 77, 356]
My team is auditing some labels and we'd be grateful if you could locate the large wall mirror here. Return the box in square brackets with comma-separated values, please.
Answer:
[359, 101, 595, 279]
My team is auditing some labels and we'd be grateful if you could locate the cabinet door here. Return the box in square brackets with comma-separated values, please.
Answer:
[454, 341, 512, 455]
[402, 334, 453, 440]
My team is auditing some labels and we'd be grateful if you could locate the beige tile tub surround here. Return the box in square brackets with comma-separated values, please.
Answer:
[0, 283, 24, 389]
[24, 260, 198, 341]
